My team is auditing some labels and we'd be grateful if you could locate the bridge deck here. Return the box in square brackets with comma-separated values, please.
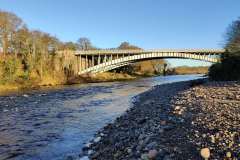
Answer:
[75, 49, 225, 55]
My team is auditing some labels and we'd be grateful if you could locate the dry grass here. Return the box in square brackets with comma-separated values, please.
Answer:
[171, 66, 209, 75]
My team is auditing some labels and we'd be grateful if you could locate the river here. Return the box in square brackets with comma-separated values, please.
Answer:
[0, 75, 202, 160]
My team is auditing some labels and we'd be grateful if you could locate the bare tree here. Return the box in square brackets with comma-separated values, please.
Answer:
[77, 37, 93, 50]
[225, 17, 240, 53]
[0, 10, 24, 56]
[118, 42, 141, 50]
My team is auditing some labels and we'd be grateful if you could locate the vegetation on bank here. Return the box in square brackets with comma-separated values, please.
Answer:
[0, 9, 169, 93]
[168, 66, 208, 75]
[209, 17, 240, 81]
[0, 10, 81, 91]
[0, 10, 164, 93]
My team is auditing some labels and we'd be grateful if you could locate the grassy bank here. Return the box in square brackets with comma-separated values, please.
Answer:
[167, 66, 209, 75]
[0, 71, 136, 95]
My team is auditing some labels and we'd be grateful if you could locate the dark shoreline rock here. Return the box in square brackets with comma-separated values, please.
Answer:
[82, 80, 240, 160]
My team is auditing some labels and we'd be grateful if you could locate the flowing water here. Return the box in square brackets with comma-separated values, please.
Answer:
[0, 75, 202, 160]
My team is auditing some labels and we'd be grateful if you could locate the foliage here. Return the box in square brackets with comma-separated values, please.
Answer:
[209, 17, 240, 81]
[0, 10, 80, 87]
[225, 17, 240, 53]
[0, 10, 24, 55]
[0, 56, 22, 83]
[62, 42, 78, 50]
[168, 66, 209, 75]
[118, 42, 142, 50]
[209, 54, 240, 81]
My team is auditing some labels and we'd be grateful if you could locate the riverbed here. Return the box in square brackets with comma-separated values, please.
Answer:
[0, 75, 202, 160]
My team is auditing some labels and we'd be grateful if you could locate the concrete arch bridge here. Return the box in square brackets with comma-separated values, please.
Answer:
[74, 49, 224, 75]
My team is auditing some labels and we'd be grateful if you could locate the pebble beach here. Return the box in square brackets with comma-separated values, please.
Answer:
[82, 80, 240, 160]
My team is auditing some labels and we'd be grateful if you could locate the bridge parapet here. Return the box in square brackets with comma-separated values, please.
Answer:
[75, 49, 225, 55]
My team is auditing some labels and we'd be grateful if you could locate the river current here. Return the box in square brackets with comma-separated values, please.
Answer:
[0, 75, 202, 160]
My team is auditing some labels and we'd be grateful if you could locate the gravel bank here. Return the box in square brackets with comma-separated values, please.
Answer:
[83, 80, 240, 160]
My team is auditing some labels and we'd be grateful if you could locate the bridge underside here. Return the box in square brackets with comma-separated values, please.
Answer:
[74, 50, 223, 75]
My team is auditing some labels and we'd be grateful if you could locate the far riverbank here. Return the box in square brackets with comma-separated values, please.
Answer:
[0, 72, 136, 96]
[83, 80, 240, 159]
[0, 71, 204, 96]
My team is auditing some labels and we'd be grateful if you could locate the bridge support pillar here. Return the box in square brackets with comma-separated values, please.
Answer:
[79, 55, 82, 72]
[92, 55, 94, 67]
[85, 55, 88, 69]
[104, 54, 107, 63]
[98, 54, 100, 65]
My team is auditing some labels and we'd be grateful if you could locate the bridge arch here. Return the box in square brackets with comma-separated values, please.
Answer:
[78, 51, 221, 74]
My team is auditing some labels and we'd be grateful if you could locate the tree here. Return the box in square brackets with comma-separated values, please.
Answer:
[13, 26, 31, 56]
[118, 42, 141, 50]
[62, 42, 78, 50]
[0, 10, 24, 56]
[209, 17, 240, 80]
[77, 37, 94, 50]
[151, 59, 166, 73]
[225, 17, 240, 54]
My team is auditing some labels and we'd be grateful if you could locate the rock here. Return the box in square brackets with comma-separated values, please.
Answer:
[93, 137, 101, 143]
[85, 142, 92, 148]
[148, 149, 158, 159]
[210, 135, 215, 143]
[146, 142, 157, 150]
[159, 128, 164, 133]
[226, 152, 231, 158]
[202, 134, 206, 138]
[200, 148, 210, 159]
[23, 94, 29, 97]
[85, 81, 240, 159]
[160, 120, 167, 125]
[127, 148, 132, 154]
[163, 155, 172, 160]
[87, 150, 93, 155]
[141, 153, 149, 160]
[174, 106, 181, 110]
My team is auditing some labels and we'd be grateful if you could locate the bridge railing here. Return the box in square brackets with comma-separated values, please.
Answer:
[75, 49, 225, 55]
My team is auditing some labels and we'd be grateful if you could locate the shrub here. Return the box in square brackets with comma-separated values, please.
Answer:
[209, 54, 240, 81]
[0, 57, 23, 83]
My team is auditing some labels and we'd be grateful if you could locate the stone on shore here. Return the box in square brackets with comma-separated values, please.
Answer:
[83, 80, 240, 159]
[200, 148, 210, 159]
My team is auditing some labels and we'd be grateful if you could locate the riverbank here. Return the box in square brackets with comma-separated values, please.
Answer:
[0, 72, 136, 95]
[83, 80, 240, 159]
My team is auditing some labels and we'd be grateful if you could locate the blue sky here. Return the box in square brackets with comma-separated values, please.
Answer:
[0, 0, 239, 67]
